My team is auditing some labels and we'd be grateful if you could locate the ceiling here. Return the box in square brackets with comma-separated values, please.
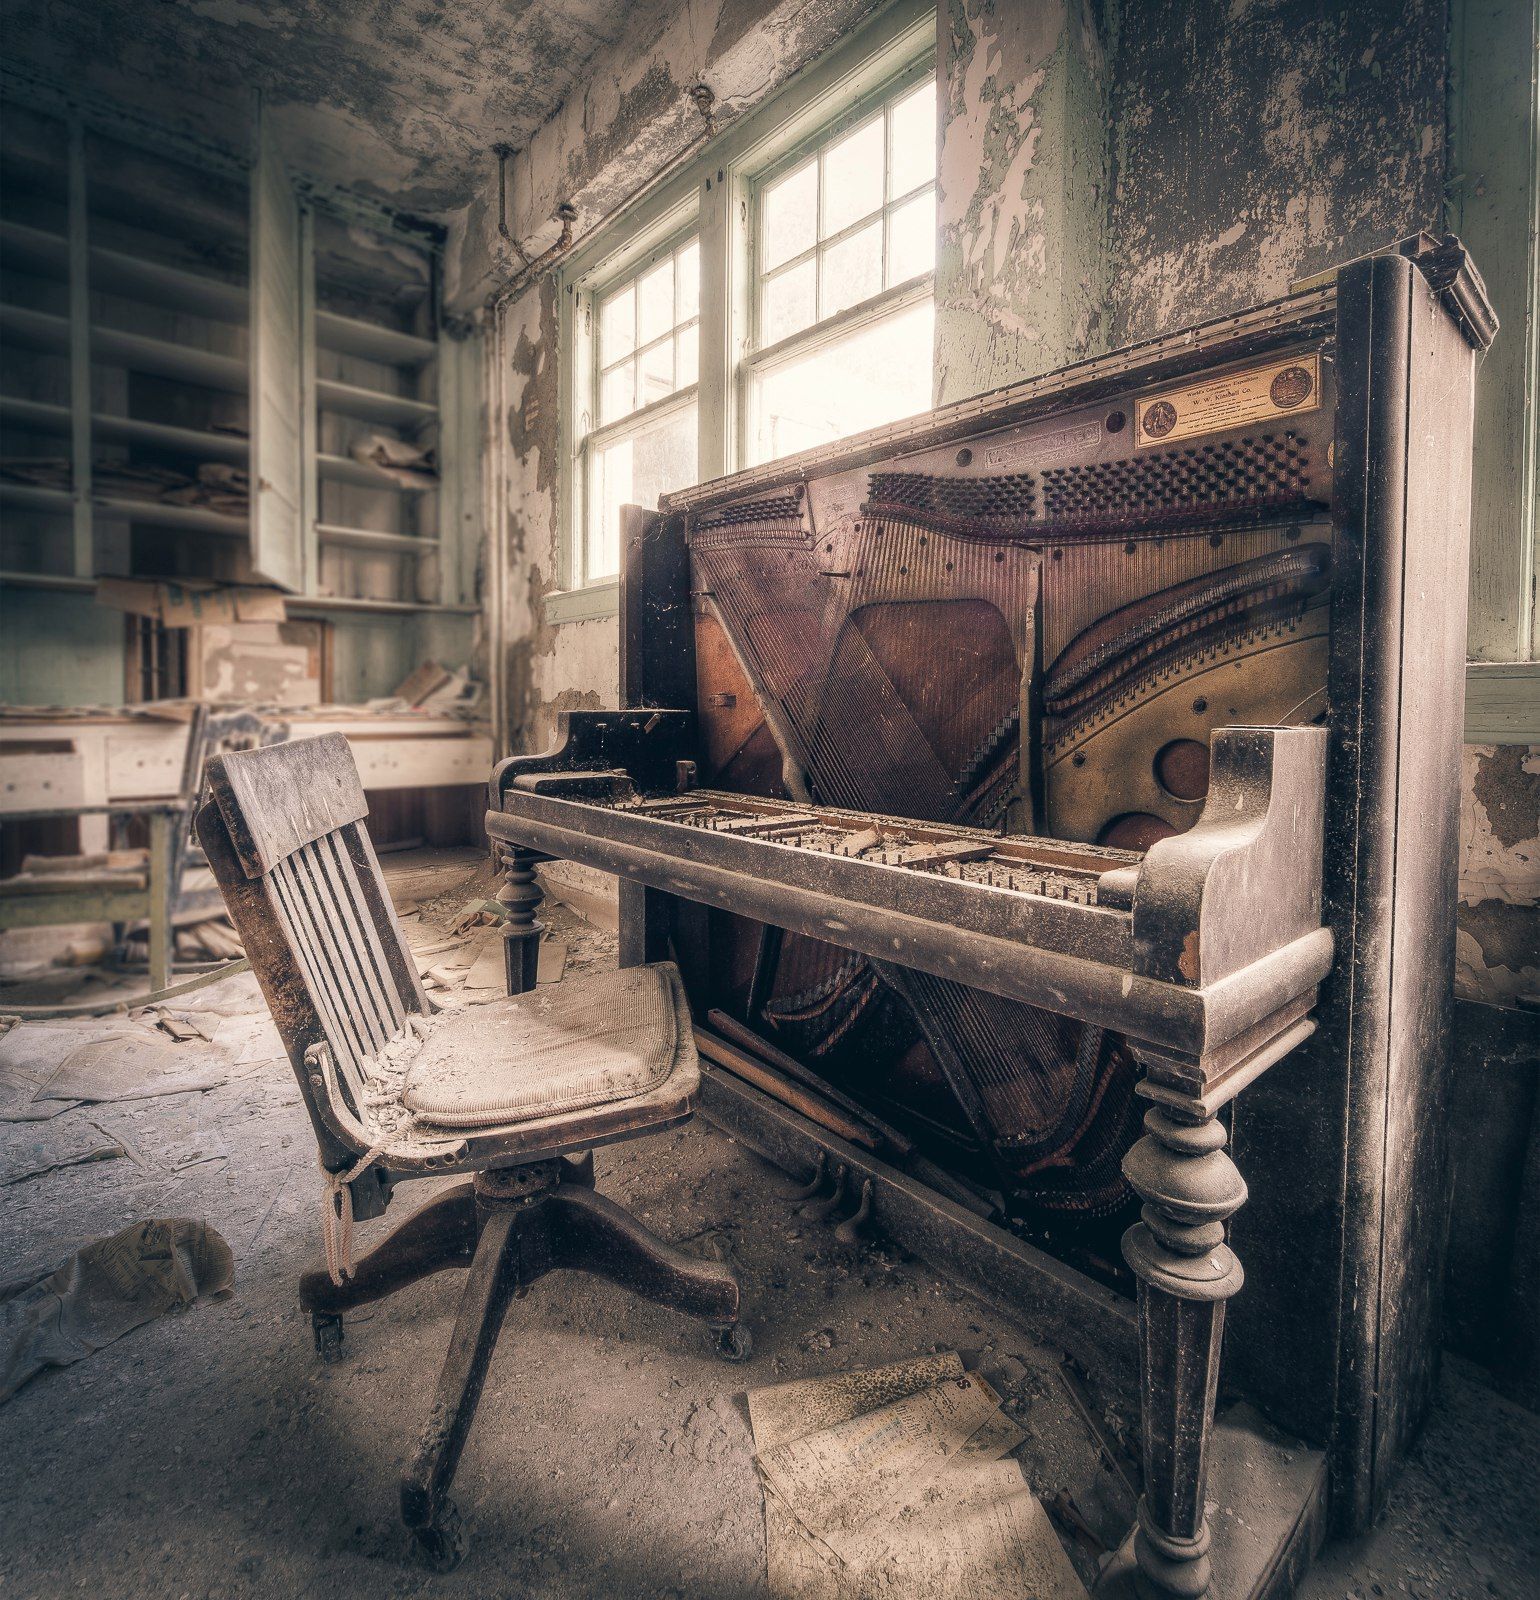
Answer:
[0, 0, 638, 218]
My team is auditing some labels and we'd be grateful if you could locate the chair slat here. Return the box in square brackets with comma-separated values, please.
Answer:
[317, 832, 406, 1043]
[271, 858, 369, 1076]
[282, 848, 386, 1062]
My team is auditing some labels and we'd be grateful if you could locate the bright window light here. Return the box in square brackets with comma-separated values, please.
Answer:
[749, 76, 936, 464]
[581, 236, 700, 582]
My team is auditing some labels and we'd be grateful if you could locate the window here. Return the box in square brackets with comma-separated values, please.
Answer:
[575, 235, 700, 585]
[552, 1, 934, 619]
[747, 76, 937, 464]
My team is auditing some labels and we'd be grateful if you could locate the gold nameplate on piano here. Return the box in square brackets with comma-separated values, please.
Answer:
[1135, 351, 1322, 448]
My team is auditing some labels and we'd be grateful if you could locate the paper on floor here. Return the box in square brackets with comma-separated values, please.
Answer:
[35, 1030, 227, 1103]
[1, 1217, 232, 1402]
[748, 1357, 1088, 1600]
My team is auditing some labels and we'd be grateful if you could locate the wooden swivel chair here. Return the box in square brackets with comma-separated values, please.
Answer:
[196, 734, 745, 1570]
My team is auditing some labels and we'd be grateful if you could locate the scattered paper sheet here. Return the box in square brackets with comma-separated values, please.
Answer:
[0, 1117, 124, 1186]
[35, 1031, 227, 1104]
[748, 1356, 1089, 1600]
[1, 1218, 233, 1402]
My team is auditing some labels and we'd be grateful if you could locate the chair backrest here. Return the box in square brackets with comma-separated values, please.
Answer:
[197, 734, 428, 1162]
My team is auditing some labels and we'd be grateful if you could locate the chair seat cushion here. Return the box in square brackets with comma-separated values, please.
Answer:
[400, 962, 695, 1130]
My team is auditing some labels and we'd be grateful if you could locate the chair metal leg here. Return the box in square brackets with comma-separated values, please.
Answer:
[400, 1207, 523, 1571]
[545, 1183, 742, 1332]
[299, 1182, 478, 1322]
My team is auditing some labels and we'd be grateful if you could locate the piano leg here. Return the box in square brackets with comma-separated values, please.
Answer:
[496, 844, 544, 995]
[1120, 1095, 1248, 1599]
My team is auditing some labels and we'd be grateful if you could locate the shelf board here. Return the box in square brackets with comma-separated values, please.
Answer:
[0, 303, 68, 354]
[317, 452, 434, 491]
[0, 396, 72, 434]
[94, 414, 249, 461]
[0, 305, 245, 391]
[93, 325, 246, 393]
[316, 522, 440, 553]
[0, 482, 73, 513]
[315, 310, 436, 367]
[289, 594, 478, 616]
[93, 496, 248, 536]
[0, 571, 478, 616]
[93, 244, 246, 323]
[0, 569, 95, 594]
[315, 377, 436, 427]
[0, 220, 67, 281]
[0, 220, 247, 324]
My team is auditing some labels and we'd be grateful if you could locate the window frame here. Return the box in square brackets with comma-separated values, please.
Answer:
[549, 0, 935, 624]
[571, 221, 702, 595]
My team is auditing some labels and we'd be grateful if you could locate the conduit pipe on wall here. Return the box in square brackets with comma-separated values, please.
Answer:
[486, 81, 719, 312]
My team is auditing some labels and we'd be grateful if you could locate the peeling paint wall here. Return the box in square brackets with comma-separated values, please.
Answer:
[1459, 745, 1540, 1008]
[1100, 0, 1447, 348]
[488, 0, 891, 754]
[454, 0, 891, 314]
[934, 0, 1109, 402]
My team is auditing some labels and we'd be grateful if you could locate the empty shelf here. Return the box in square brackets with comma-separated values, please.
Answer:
[92, 326, 246, 393]
[0, 396, 72, 435]
[0, 303, 68, 354]
[0, 483, 73, 513]
[0, 221, 245, 322]
[315, 378, 436, 427]
[316, 522, 440, 552]
[93, 496, 247, 535]
[93, 245, 246, 323]
[94, 414, 248, 461]
[316, 310, 436, 367]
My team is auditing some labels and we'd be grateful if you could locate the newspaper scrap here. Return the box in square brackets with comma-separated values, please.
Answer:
[748, 1355, 1088, 1600]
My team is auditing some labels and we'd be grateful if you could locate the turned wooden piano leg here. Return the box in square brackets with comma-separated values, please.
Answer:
[1121, 1102, 1247, 1599]
[496, 843, 544, 995]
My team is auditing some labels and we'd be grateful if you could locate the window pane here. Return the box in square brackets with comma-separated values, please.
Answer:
[887, 188, 935, 284]
[889, 79, 937, 197]
[639, 338, 674, 406]
[761, 258, 817, 345]
[821, 116, 884, 236]
[637, 257, 674, 345]
[676, 323, 698, 388]
[762, 159, 817, 272]
[676, 240, 700, 320]
[586, 402, 698, 579]
[599, 359, 635, 425]
[821, 219, 883, 317]
[749, 298, 933, 465]
[599, 282, 635, 363]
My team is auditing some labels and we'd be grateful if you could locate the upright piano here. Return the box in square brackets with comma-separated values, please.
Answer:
[487, 236, 1494, 1596]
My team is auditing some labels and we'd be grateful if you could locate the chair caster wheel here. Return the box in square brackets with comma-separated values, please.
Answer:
[312, 1312, 344, 1363]
[410, 1501, 466, 1573]
[713, 1323, 753, 1363]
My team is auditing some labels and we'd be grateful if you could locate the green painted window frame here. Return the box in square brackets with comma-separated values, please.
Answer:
[547, 0, 936, 625]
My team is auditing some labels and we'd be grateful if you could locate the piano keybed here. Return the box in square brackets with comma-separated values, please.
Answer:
[612, 791, 1114, 905]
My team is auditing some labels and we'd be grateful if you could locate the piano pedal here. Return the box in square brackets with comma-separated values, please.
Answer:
[787, 1150, 828, 1202]
[807, 1163, 850, 1221]
[833, 1177, 874, 1248]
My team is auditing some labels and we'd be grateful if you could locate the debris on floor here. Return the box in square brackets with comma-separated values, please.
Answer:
[1, 1217, 232, 1402]
[748, 1353, 1089, 1598]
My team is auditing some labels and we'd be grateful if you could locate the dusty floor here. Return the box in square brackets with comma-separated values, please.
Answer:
[1, 850, 1536, 1599]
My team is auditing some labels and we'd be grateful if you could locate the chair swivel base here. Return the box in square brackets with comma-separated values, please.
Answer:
[298, 1155, 745, 1571]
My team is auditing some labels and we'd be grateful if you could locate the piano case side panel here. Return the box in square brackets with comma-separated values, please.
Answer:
[1229, 253, 1475, 1534]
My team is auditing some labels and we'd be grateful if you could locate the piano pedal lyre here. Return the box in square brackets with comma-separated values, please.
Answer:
[807, 1162, 850, 1221]
[833, 1177, 874, 1248]
[787, 1149, 827, 1201]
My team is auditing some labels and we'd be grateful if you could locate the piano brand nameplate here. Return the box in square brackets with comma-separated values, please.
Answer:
[1136, 351, 1322, 447]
